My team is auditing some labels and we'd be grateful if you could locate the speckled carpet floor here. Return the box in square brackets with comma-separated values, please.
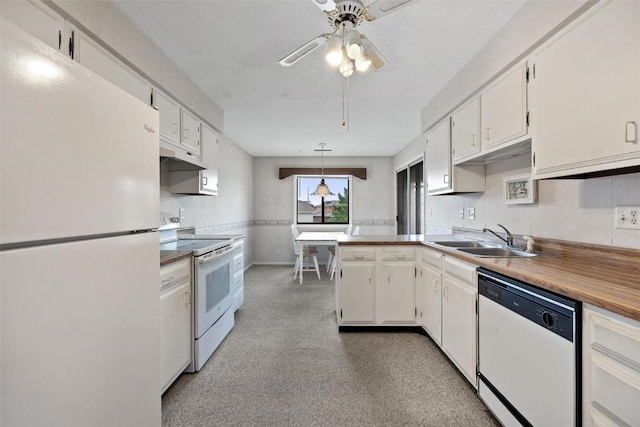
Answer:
[161, 265, 497, 426]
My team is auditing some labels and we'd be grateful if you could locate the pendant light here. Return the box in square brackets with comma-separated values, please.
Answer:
[311, 143, 334, 198]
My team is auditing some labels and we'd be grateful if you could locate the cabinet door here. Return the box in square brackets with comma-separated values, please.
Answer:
[69, 23, 150, 104]
[425, 118, 452, 194]
[340, 262, 376, 324]
[532, 1, 640, 178]
[481, 61, 528, 149]
[160, 280, 192, 393]
[1, 0, 63, 51]
[381, 262, 415, 324]
[200, 124, 219, 195]
[154, 89, 181, 146]
[442, 275, 477, 386]
[419, 263, 442, 346]
[452, 97, 481, 162]
[180, 109, 201, 155]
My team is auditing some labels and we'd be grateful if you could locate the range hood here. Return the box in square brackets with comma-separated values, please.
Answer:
[160, 145, 207, 170]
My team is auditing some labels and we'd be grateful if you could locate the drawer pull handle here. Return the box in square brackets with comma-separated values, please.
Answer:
[354, 254, 365, 259]
[395, 254, 406, 259]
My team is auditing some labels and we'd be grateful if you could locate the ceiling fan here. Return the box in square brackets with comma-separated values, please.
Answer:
[279, 0, 417, 77]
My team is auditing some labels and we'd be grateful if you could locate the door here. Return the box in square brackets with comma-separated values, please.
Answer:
[340, 262, 376, 323]
[396, 159, 424, 234]
[396, 168, 408, 234]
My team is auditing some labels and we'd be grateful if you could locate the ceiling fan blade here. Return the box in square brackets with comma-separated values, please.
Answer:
[360, 36, 387, 69]
[311, 0, 337, 13]
[279, 35, 328, 67]
[364, 0, 417, 21]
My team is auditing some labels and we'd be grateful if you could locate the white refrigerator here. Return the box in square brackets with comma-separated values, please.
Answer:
[0, 21, 161, 426]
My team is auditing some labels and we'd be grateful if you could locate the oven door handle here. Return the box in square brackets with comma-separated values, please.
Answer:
[196, 247, 232, 265]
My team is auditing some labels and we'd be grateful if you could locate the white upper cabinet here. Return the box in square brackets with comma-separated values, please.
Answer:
[1, 0, 64, 51]
[531, 1, 640, 178]
[68, 23, 151, 104]
[180, 109, 201, 155]
[1, 2, 150, 104]
[451, 96, 481, 163]
[426, 118, 485, 195]
[200, 124, 219, 195]
[154, 89, 181, 147]
[426, 118, 452, 194]
[169, 123, 219, 195]
[481, 61, 528, 150]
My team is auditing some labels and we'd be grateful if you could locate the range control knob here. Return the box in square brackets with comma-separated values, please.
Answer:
[542, 311, 555, 328]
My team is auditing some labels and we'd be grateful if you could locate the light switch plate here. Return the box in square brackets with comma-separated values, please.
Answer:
[615, 206, 640, 230]
[179, 208, 185, 220]
[459, 209, 464, 219]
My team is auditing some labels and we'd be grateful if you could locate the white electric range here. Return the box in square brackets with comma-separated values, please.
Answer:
[159, 218, 237, 372]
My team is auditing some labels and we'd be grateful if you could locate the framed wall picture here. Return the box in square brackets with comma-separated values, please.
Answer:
[504, 174, 536, 204]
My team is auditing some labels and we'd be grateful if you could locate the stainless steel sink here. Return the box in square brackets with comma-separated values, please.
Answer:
[457, 247, 537, 257]
[431, 241, 496, 248]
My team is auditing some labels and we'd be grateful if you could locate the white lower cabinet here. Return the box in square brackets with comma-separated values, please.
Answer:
[337, 246, 415, 326]
[160, 258, 192, 393]
[339, 261, 376, 324]
[417, 247, 443, 345]
[381, 261, 416, 324]
[583, 304, 640, 426]
[442, 262, 478, 388]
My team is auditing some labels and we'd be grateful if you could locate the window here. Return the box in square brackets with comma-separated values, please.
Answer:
[296, 176, 350, 224]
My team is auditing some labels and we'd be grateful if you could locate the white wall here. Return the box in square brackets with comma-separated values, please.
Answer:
[160, 135, 255, 264]
[253, 156, 395, 264]
[395, 0, 640, 249]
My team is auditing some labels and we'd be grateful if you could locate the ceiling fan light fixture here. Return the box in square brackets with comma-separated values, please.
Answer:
[339, 59, 354, 77]
[344, 30, 363, 59]
[325, 35, 344, 67]
[355, 55, 371, 72]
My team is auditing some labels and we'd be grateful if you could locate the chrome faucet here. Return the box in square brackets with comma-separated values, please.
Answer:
[483, 224, 514, 247]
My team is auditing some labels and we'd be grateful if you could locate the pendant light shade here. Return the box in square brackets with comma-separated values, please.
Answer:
[311, 143, 334, 198]
[325, 34, 343, 67]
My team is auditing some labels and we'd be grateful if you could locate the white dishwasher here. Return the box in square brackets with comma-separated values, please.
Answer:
[477, 268, 580, 427]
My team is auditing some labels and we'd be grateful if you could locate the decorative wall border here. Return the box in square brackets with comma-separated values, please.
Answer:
[195, 219, 396, 233]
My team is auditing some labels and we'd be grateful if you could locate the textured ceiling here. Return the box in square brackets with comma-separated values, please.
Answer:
[113, 0, 526, 157]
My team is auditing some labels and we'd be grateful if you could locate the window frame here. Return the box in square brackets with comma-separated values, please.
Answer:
[293, 174, 352, 227]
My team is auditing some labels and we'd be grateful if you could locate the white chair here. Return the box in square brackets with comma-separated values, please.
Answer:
[345, 224, 353, 235]
[352, 226, 360, 235]
[291, 225, 320, 283]
[292, 236, 321, 283]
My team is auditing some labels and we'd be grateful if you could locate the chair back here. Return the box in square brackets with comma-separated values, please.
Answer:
[352, 226, 361, 235]
[345, 224, 353, 235]
[291, 224, 300, 238]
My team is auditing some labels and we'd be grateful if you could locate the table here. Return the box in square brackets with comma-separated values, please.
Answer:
[295, 231, 345, 284]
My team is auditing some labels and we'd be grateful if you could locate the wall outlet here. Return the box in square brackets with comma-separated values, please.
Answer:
[459, 209, 464, 219]
[466, 208, 475, 220]
[179, 208, 185, 220]
[615, 206, 640, 230]
[428, 208, 433, 218]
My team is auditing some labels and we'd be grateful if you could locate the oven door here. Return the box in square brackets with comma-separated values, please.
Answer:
[194, 249, 233, 339]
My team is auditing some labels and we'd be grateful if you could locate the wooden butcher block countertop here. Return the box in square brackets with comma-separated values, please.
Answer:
[337, 235, 640, 322]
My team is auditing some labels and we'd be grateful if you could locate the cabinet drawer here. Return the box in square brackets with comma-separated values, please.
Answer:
[588, 309, 640, 373]
[381, 247, 415, 261]
[232, 270, 243, 291]
[340, 247, 376, 261]
[160, 258, 191, 292]
[421, 247, 443, 269]
[443, 256, 477, 285]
